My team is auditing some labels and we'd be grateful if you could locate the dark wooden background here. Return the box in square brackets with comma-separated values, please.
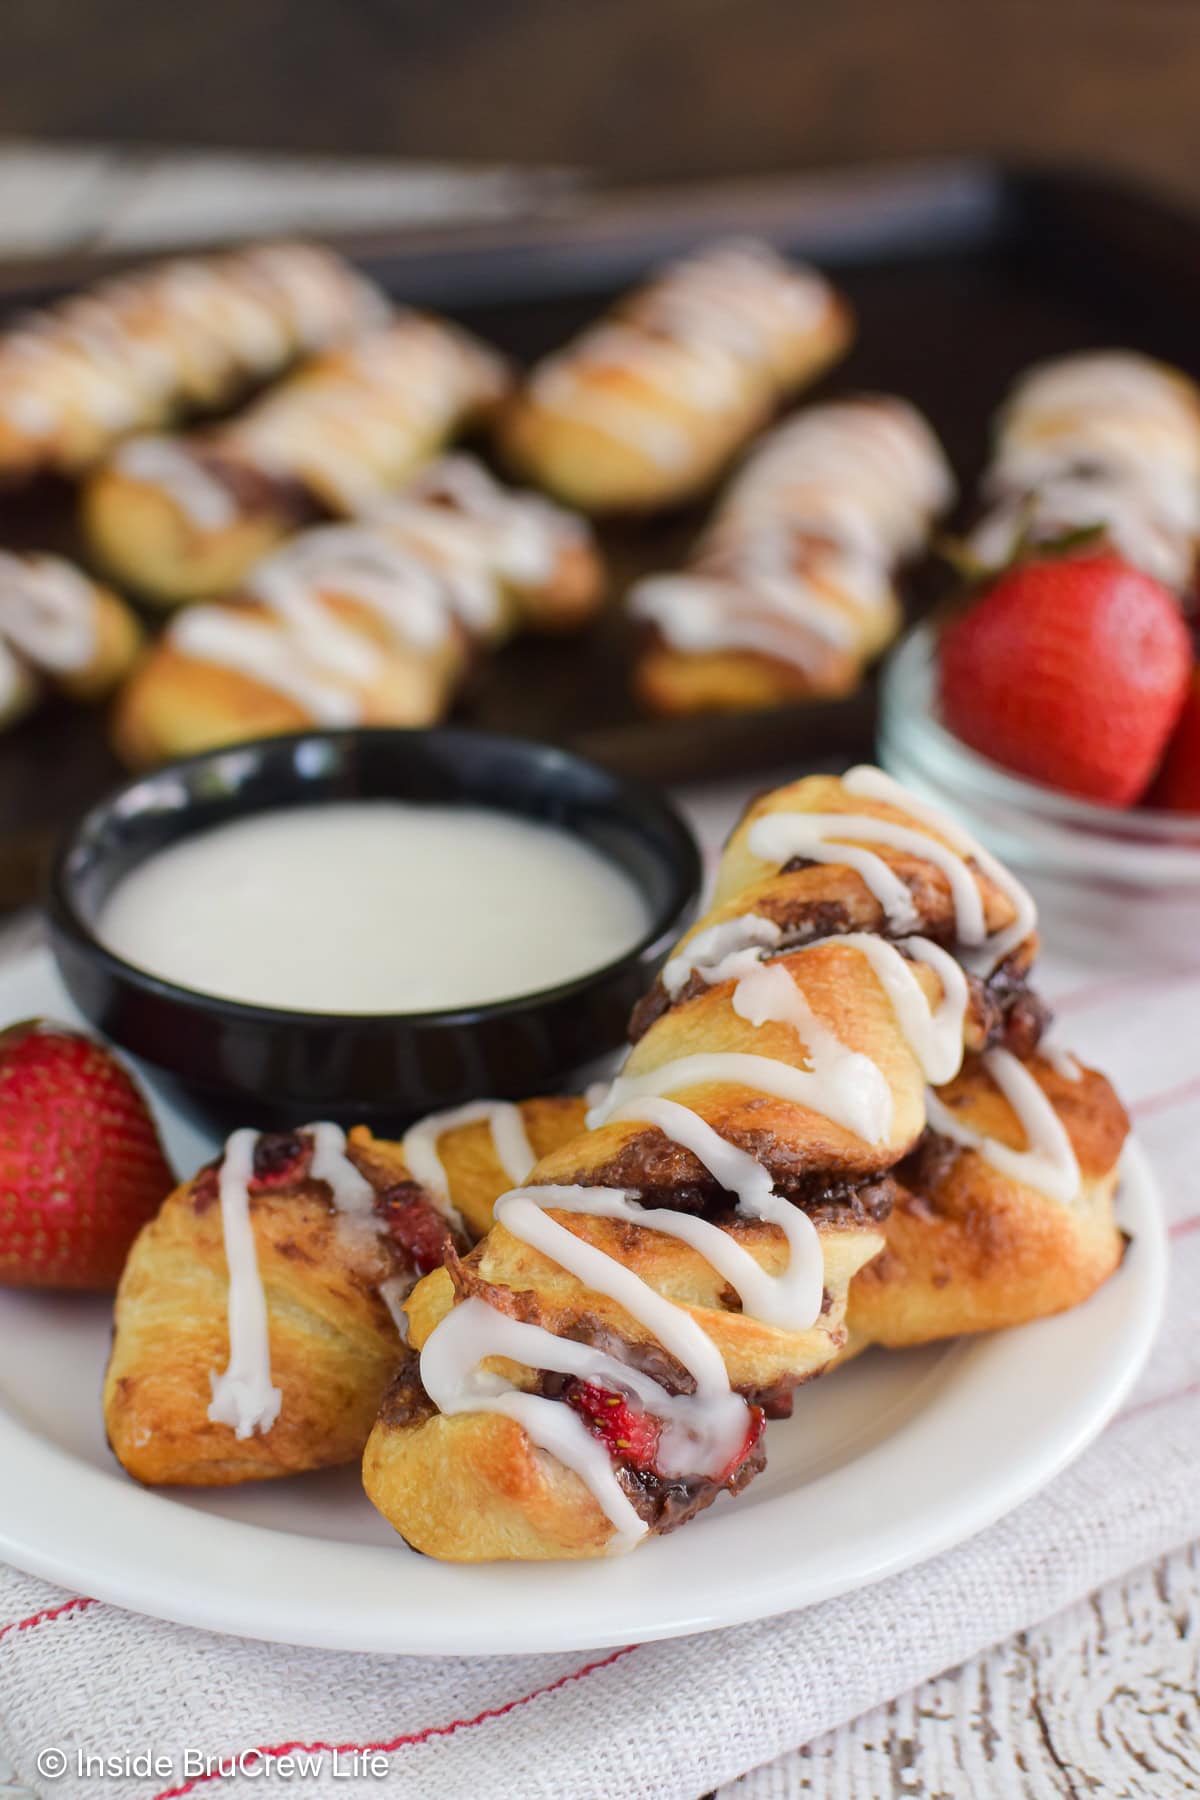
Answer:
[4, 0, 1200, 202]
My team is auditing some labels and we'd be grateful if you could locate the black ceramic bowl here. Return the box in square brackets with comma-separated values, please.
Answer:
[47, 728, 701, 1131]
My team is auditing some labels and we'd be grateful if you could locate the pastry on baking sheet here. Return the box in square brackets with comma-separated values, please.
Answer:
[0, 241, 388, 482]
[108, 456, 603, 767]
[0, 548, 142, 731]
[362, 766, 1126, 1561]
[629, 395, 954, 714]
[81, 317, 511, 605]
[968, 350, 1200, 594]
[497, 239, 852, 513]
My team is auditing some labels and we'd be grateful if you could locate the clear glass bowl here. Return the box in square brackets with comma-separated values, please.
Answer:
[878, 621, 1200, 964]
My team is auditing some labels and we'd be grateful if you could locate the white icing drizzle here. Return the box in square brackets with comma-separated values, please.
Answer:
[841, 766, 1038, 971]
[206, 1128, 283, 1440]
[740, 766, 1036, 975]
[662, 913, 783, 998]
[529, 240, 836, 466]
[924, 1048, 1081, 1204]
[419, 1299, 654, 1546]
[401, 1100, 536, 1232]
[378, 1277, 412, 1338]
[731, 960, 894, 1143]
[1042, 1040, 1084, 1083]
[306, 1120, 375, 1214]
[0, 552, 97, 676]
[112, 436, 239, 530]
[375, 454, 586, 589]
[589, 1044, 888, 1145]
[207, 1122, 399, 1437]
[168, 605, 360, 725]
[598, 1097, 825, 1329]
[0, 243, 385, 448]
[977, 351, 1200, 596]
[630, 399, 951, 666]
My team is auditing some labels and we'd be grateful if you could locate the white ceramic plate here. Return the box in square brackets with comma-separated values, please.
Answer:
[0, 946, 1167, 1656]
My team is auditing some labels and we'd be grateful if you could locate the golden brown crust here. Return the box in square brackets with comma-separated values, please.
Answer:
[82, 317, 510, 605]
[847, 1054, 1128, 1346]
[82, 461, 305, 606]
[498, 268, 850, 515]
[104, 1129, 422, 1487]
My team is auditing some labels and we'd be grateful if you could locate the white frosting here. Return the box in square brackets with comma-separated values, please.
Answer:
[113, 436, 239, 530]
[169, 605, 360, 725]
[600, 1097, 825, 1329]
[419, 1299, 655, 1546]
[1042, 1040, 1084, 1083]
[0, 242, 383, 451]
[732, 960, 894, 1143]
[841, 766, 1038, 971]
[925, 1048, 1081, 1205]
[662, 913, 783, 998]
[206, 1128, 283, 1440]
[630, 398, 951, 665]
[402, 1100, 536, 1233]
[981, 351, 1200, 595]
[206, 1122, 395, 1438]
[589, 1044, 888, 1145]
[740, 766, 1036, 975]
[528, 239, 837, 466]
[0, 552, 97, 676]
[98, 802, 650, 1015]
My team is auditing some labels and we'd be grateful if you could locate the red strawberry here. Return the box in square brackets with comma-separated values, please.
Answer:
[0, 1021, 173, 1290]
[939, 553, 1192, 806]
[1146, 664, 1200, 811]
[567, 1381, 663, 1471]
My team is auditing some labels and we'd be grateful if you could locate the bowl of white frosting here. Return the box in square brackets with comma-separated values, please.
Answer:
[47, 727, 701, 1127]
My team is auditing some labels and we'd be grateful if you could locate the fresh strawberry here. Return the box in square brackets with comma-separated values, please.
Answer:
[566, 1381, 663, 1471]
[1146, 664, 1200, 811]
[938, 553, 1192, 806]
[0, 1021, 173, 1290]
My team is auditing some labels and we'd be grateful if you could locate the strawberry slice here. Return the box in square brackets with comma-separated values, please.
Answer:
[565, 1379, 765, 1483]
[567, 1381, 663, 1471]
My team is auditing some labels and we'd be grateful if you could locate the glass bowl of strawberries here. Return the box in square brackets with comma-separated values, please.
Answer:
[878, 553, 1200, 955]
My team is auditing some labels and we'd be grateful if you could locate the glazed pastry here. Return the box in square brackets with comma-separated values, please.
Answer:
[498, 239, 852, 513]
[0, 549, 141, 730]
[0, 242, 388, 482]
[845, 1046, 1128, 1349]
[969, 351, 1200, 594]
[630, 396, 954, 714]
[360, 764, 1124, 1562]
[82, 318, 511, 604]
[105, 1124, 451, 1486]
[109, 457, 603, 767]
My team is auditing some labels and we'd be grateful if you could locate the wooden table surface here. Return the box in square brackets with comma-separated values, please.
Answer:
[0, 148, 1196, 1800]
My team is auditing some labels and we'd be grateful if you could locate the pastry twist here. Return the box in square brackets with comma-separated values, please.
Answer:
[0, 549, 141, 731]
[498, 239, 852, 513]
[629, 396, 954, 714]
[109, 456, 603, 767]
[105, 1105, 583, 1486]
[967, 351, 1200, 594]
[82, 317, 511, 604]
[0, 241, 388, 481]
[362, 765, 1125, 1561]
